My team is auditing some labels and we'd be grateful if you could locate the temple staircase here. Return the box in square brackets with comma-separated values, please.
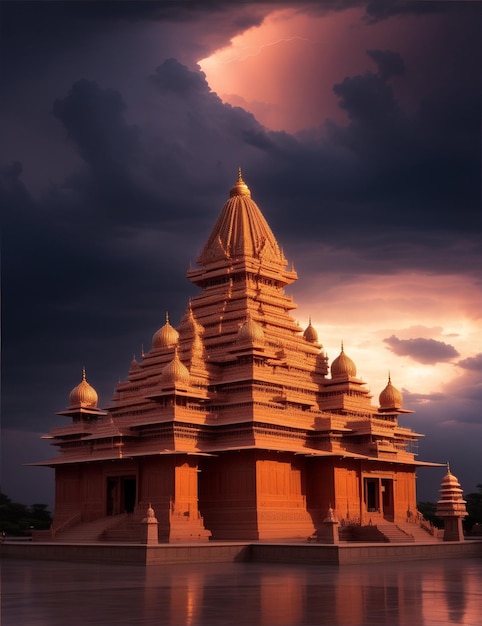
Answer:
[101, 514, 144, 543]
[396, 520, 440, 543]
[376, 523, 414, 543]
[52, 514, 128, 543]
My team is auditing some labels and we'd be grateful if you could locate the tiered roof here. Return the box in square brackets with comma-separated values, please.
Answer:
[37, 171, 431, 468]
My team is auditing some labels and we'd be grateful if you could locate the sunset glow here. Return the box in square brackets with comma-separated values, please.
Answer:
[295, 271, 481, 401]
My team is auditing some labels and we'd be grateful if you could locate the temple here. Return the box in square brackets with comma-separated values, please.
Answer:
[36, 171, 439, 543]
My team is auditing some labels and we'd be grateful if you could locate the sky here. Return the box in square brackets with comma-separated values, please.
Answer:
[1, 0, 481, 510]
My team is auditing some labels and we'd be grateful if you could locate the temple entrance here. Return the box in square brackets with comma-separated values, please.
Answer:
[363, 477, 394, 519]
[381, 478, 394, 520]
[106, 476, 136, 515]
[364, 478, 379, 512]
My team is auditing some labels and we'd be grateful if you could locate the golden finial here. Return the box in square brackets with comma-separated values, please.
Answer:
[340, 340, 344, 352]
[165, 312, 169, 324]
[230, 167, 250, 197]
[447, 461, 451, 473]
[141, 344, 145, 358]
[82, 366, 86, 381]
[388, 371, 391, 383]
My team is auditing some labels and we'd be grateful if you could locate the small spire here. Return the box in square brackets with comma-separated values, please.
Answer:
[447, 461, 451, 473]
[388, 371, 391, 383]
[82, 366, 86, 381]
[141, 344, 145, 358]
[340, 340, 344, 353]
[165, 311, 169, 323]
[237, 166, 243, 181]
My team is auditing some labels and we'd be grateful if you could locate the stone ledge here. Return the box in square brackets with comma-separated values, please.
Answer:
[2, 540, 481, 566]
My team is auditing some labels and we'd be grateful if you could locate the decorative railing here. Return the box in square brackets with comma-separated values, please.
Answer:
[406, 510, 437, 536]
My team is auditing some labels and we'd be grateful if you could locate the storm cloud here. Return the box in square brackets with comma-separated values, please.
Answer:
[383, 335, 460, 364]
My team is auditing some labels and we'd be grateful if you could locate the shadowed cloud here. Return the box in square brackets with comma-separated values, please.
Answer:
[383, 335, 460, 364]
[457, 354, 482, 372]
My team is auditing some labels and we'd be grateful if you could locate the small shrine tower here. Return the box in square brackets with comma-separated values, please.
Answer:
[435, 464, 467, 541]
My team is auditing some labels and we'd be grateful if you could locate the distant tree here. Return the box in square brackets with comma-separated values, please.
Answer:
[0, 492, 52, 536]
[417, 501, 443, 528]
[464, 484, 482, 533]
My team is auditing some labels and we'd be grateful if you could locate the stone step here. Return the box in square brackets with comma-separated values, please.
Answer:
[377, 523, 414, 543]
[53, 514, 128, 543]
[397, 521, 440, 543]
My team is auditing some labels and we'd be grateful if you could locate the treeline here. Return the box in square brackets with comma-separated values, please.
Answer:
[0, 491, 52, 536]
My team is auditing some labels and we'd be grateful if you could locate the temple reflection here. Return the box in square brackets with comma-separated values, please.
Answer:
[4, 558, 481, 626]
[134, 559, 482, 626]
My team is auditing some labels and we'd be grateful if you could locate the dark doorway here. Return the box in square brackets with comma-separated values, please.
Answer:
[122, 478, 136, 513]
[381, 478, 394, 520]
[364, 478, 379, 512]
[106, 476, 136, 515]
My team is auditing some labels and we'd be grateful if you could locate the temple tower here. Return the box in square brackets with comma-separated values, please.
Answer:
[436, 465, 467, 541]
[36, 170, 433, 543]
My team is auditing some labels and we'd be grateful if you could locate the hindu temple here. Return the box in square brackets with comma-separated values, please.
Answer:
[35, 171, 441, 543]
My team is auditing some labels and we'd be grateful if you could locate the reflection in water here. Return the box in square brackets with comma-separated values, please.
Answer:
[3, 557, 482, 625]
[420, 561, 479, 625]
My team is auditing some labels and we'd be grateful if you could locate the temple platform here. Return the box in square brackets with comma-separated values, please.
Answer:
[2, 539, 481, 566]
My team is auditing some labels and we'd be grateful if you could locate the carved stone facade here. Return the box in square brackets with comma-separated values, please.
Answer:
[37, 171, 436, 541]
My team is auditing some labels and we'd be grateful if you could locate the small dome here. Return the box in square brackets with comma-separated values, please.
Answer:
[237, 313, 265, 344]
[152, 313, 179, 349]
[69, 368, 98, 408]
[330, 344, 357, 379]
[160, 349, 190, 386]
[379, 375, 402, 409]
[229, 167, 251, 198]
[303, 318, 318, 343]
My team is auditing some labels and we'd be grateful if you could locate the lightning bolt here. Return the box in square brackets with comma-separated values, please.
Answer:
[199, 36, 314, 68]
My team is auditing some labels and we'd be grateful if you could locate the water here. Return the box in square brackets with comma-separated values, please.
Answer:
[2, 558, 482, 625]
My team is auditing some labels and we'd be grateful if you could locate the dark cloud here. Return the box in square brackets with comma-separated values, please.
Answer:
[402, 390, 446, 405]
[150, 59, 211, 96]
[53, 80, 140, 173]
[457, 354, 482, 372]
[293, 0, 444, 23]
[333, 68, 399, 124]
[366, 49, 404, 81]
[383, 335, 460, 364]
[364, 0, 445, 23]
[401, 363, 482, 500]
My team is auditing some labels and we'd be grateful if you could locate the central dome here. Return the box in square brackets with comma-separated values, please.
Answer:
[197, 169, 286, 266]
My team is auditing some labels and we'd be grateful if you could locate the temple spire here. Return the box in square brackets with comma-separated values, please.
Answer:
[196, 170, 288, 269]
